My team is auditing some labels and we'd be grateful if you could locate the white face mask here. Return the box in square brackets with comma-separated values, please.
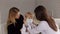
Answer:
[26, 18, 33, 24]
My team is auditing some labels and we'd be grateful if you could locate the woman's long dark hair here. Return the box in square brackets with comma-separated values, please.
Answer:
[34, 5, 57, 31]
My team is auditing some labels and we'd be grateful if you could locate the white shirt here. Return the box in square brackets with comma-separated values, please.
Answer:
[21, 24, 29, 34]
[29, 21, 60, 34]
[25, 19, 36, 31]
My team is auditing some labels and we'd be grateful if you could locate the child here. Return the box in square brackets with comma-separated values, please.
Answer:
[21, 12, 37, 34]
[24, 12, 36, 32]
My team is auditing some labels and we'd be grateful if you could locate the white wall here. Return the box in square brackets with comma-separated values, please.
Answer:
[0, 12, 2, 34]
[54, 18, 60, 29]
[0, 0, 35, 34]
[36, 0, 60, 18]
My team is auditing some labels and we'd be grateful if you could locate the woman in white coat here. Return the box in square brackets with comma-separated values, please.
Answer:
[28, 5, 60, 34]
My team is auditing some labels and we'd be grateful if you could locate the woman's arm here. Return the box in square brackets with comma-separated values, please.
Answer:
[16, 15, 24, 29]
[28, 21, 48, 34]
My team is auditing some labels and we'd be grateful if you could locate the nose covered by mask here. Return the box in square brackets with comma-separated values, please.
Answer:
[26, 18, 33, 24]
[25, 18, 33, 29]
[26, 18, 36, 29]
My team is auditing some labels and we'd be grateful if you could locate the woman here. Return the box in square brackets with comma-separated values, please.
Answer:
[29, 5, 59, 34]
[7, 7, 24, 34]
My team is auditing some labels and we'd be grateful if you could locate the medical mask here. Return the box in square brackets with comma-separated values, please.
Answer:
[26, 18, 33, 24]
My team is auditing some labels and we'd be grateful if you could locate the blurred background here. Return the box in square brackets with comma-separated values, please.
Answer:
[0, 0, 60, 34]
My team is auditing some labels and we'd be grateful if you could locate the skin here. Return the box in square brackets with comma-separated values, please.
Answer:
[15, 12, 20, 19]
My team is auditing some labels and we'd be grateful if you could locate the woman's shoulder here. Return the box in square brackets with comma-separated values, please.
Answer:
[7, 23, 14, 28]
[39, 21, 48, 26]
[40, 21, 48, 24]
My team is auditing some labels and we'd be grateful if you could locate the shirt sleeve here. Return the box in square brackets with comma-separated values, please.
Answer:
[36, 21, 48, 32]
[16, 15, 24, 29]
[29, 21, 48, 34]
